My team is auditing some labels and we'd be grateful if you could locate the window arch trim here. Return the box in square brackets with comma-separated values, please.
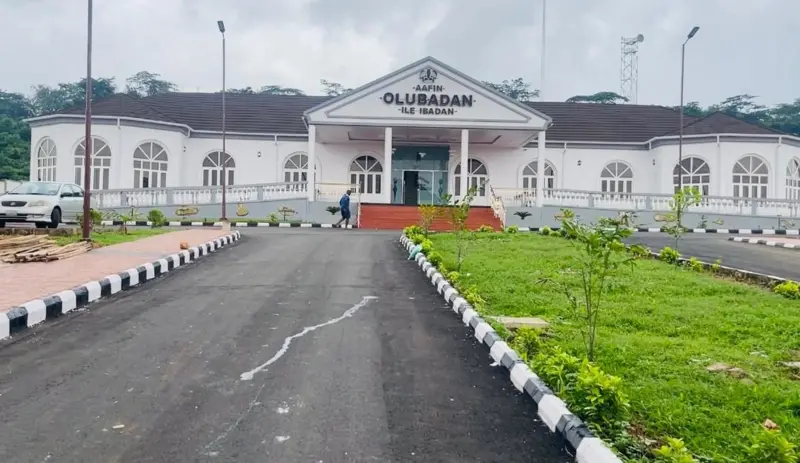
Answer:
[201, 150, 236, 186]
[520, 158, 556, 191]
[35, 137, 57, 182]
[133, 140, 170, 188]
[348, 153, 383, 194]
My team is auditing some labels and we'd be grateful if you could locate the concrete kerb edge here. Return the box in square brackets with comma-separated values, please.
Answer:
[100, 221, 356, 229]
[645, 250, 788, 285]
[515, 226, 800, 235]
[728, 236, 800, 251]
[0, 231, 243, 341]
[398, 233, 623, 463]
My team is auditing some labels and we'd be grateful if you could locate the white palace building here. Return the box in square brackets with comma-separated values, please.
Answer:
[23, 56, 800, 222]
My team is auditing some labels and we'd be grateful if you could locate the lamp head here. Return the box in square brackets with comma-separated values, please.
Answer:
[217, 21, 226, 33]
[688, 26, 699, 39]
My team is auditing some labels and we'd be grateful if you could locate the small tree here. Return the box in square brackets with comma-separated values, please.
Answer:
[540, 211, 645, 361]
[103, 206, 141, 234]
[441, 186, 477, 272]
[657, 186, 702, 252]
[418, 204, 440, 237]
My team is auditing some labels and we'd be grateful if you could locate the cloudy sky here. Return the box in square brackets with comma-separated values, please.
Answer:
[1, 0, 796, 107]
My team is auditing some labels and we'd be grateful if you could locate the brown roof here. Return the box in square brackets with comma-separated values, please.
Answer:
[60, 93, 779, 143]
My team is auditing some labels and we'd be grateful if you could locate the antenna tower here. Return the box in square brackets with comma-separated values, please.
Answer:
[620, 34, 644, 104]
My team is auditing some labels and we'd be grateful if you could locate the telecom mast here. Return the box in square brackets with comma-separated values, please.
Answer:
[620, 34, 644, 104]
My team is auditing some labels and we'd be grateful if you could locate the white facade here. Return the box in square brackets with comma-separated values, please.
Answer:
[25, 57, 800, 207]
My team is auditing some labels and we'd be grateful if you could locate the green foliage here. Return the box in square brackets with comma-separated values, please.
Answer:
[745, 428, 798, 463]
[710, 259, 722, 274]
[326, 206, 340, 215]
[687, 257, 704, 272]
[514, 210, 532, 221]
[509, 327, 545, 362]
[411, 233, 425, 245]
[629, 244, 652, 259]
[0, 115, 30, 180]
[659, 246, 681, 265]
[147, 209, 167, 228]
[426, 251, 443, 267]
[482, 78, 538, 102]
[657, 187, 702, 251]
[504, 225, 519, 234]
[541, 210, 637, 361]
[103, 207, 141, 234]
[76, 208, 103, 229]
[267, 213, 279, 224]
[477, 224, 495, 233]
[539, 225, 553, 236]
[320, 79, 352, 96]
[653, 438, 698, 463]
[460, 284, 487, 311]
[568, 362, 631, 440]
[420, 239, 434, 255]
[418, 204, 440, 237]
[566, 91, 628, 104]
[440, 186, 477, 272]
[125, 71, 178, 97]
[774, 280, 800, 299]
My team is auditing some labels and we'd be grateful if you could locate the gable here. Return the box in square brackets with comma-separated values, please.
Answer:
[305, 57, 550, 131]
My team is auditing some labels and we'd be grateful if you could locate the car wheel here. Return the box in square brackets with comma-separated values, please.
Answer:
[48, 207, 61, 229]
[35, 223, 48, 229]
[0, 221, 5, 228]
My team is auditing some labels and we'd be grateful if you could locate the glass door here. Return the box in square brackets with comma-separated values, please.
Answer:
[418, 170, 434, 204]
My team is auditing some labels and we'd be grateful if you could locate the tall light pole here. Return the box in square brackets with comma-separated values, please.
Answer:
[678, 26, 700, 191]
[217, 20, 228, 222]
[82, 0, 94, 241]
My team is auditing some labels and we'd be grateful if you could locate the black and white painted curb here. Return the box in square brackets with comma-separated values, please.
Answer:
[516, 226, 800, 235]
[0, 231, 242, 341]
[100, 221, 355, 229]
[729, 236, 799, 250]
[399, 234, 621, 463]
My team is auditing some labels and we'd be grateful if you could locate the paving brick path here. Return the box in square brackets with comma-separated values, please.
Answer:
[0, 229, 230, 311]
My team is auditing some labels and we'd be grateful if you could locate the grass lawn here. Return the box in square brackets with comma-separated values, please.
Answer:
[54, 228, 172, 247]
[429, 232, 800, 462]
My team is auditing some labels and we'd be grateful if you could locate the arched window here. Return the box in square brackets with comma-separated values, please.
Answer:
[74, 137, 112, 190]
[521, 160, 555, 191]
[454, 159, 488, 197]
[600, 161, 633, 193]
[673, 156, 710, 195]
[283, 153, 314, 183]
[36, 138, 57, 182]
[202, 151, 235, 186]
[786, 158, 800, 200]
[349, 155, 382, 194]
[133, 142, 168, 188]
[733, 155, 769, 199]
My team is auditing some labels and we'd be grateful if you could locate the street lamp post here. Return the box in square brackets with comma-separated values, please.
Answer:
[217, 20, 228, 222]
[678, 26, 700, 192]
[82, 0, 94, 241]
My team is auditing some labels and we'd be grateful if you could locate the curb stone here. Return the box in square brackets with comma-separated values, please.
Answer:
[0, 231, 242, 341]
[100, 221, 355, 229]
[516, 226, 800, 235]
[398, 233, 622, 463]
[729, 236, 799, 250]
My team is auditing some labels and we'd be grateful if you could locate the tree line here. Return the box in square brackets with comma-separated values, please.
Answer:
[1, 73, 798, 181]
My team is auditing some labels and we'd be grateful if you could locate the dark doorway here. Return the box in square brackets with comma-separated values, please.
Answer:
[403, 171, 419, 205]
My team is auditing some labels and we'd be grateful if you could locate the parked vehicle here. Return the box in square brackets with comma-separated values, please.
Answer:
[0, 181, 89, 228]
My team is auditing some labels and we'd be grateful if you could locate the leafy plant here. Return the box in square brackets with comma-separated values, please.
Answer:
[267, 213, 279, 224]
[418, 204, 440, 237]
[505, 225, 519, 234]
[687, 257, 704, 272]
[531, 346, 582, 396]
[440, 186, 477, 272]
[656, 187, 702, 251]
[710, 259, 722, 274]
[745, 428, 798, 463]
[567, 361, 631, 440]
[774, 280, 800, 299]
[427, 251, 443, 267]
[540, 226, 553, 236]
[103, 206, 140, 234]
[509, 327, 546, 362]
[477, 224, 495, 233]
[326, 206, 340, 215]
[460, 284, 487, 311]
[653, 438, 698, 463]
[659, 246, 681, 265]
[147, 209, 166, 228]
[77, 208, 103, 229]
[539, 211, 640, 361]
[420, 239, 434, 255]
[514, 210, 532, 221]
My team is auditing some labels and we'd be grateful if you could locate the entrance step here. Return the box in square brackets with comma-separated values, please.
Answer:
[359, 204, 503, 231]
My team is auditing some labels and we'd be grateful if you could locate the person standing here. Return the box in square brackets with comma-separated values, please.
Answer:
[335, 189, 352, 228]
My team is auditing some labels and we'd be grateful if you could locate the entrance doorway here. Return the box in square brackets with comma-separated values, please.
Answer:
[401, 170, 436, 205]
[391, 146, 449, 205]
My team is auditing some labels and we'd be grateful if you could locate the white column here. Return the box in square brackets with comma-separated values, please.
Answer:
[535, 130, 546, 207]
[460, 129, 469, 199]
[307, 124, 316, 202]
[384, 127, 392, 203]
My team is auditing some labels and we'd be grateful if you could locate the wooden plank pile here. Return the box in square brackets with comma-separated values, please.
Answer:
[0, 235, 92, 263]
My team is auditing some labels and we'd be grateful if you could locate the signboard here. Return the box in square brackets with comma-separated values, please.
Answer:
[381, 67, 475, 116]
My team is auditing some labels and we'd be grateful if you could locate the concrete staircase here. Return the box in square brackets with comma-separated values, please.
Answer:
[359, 204, 504, 231]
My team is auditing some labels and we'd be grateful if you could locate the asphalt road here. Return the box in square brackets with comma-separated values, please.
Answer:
[0, 229, 569, 463]
[626, 234, 800, 280]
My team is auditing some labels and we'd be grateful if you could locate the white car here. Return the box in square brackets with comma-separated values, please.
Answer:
[0, 181, 88, 229]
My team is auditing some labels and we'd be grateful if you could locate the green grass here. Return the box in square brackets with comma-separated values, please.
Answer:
[54, 228, 172, 247]
[429, 232, 800, 462]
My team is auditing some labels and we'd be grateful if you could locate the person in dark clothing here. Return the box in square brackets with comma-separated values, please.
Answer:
[335, 190, 352, 228]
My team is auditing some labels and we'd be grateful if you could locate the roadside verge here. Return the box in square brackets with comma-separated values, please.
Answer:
[0, 231, 242, 341]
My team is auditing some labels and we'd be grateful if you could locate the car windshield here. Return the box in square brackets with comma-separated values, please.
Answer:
[8, 182, 61, 196]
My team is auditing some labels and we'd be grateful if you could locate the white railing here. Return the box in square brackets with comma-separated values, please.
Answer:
[487, 183, 507, 227]
[92, 182, 308, 208]
[493, 188, 800, 218]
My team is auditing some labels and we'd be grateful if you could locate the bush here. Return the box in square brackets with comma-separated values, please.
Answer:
[404, 225, 423, 237]
[420, 239, 434, 255]
[746, 428, 798, 463]
[77, 208, 103, 228]
[531, 347, 582, 396]
[477, 224, 495, 233]
[147, 209, 167, 228]
[687, 257, 704, 272]
[659, 246, 681, 264]
[267, 213, 279, 224]
[509, 327, 545, 362]
[505, 225, 519, 234]
[774, 280, 800, 299]
[411, 233, 425, 245]
[567, 362, 631, 440]
[426, 251, 443, 267]
[629, 244, 652, 259]
[460, 284, 487, 311]
[653, 438, 698, 463]
[539, 226, 553, 236]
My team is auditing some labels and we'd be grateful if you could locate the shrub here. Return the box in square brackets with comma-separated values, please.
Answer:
[687, 257, 704, 272]
[539, 226, 552, 236]
[411, 233, 425, 245]
[653, 438, 698, 463]
[629, 244, 652, 259]
[77, 208, 103, 229]
[404, 224, 424, 238]
[418, 204, 440, 236]
[745, 428, 798, 463]
[509, 327, 545, 362]
[147, 209, 166, 228]
[420, 239, 434, 255]
[460, 284, 487, 311]
[774, 280, 800, 299]
[267, 213, 279, 224]
[504, 225, 519, 234]
[477, 224, 495, 233]
[711, 259, 722, 274]
[426, 251, 443, 267]
[531, 347, 582, 396]
[567, 362, 631, 440]
[659, 246, 681, 264]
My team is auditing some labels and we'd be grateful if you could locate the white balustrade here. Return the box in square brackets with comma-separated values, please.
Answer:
[91, 182, 307, 208]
